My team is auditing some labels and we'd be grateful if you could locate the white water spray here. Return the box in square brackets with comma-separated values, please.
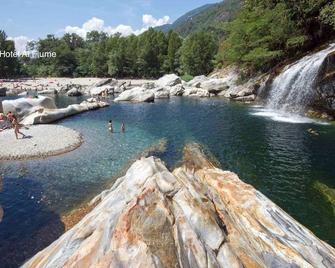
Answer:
[266, 44, 335, 113]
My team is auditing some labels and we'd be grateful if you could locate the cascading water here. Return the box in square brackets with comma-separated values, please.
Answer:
[266, 44, 335, 114]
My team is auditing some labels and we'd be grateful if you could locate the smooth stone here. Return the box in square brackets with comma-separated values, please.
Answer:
[21, 100, 109, 125]
[187, 75, 208, 88]
[200, 78, 229, 94]
[2, 96, 57, 118]
[183, 87, 210, 97]
[156, 74, 182, 87]
[23, 143, 335, 268]
[114, 87, 155, 103]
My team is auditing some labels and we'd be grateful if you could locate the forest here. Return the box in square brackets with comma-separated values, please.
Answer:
[1, 0, 335, 79]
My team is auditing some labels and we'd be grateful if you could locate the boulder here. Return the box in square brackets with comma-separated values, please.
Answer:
[90, 85, 114, 96]
[0, 87, 6, 97]
[114, 87, 155, 103]
[156, 74, 181, 87]
[67, 88, 82, 97]
[2, 96, 57, 118]
[94, 78, 116, 87]
[184, 87, 210, 97]
[169, 85, 185, 96]
[21, 100, 109, 125]
[142, 82, 156, 90]
[23, 143, 335, 268]
[186, 75, 208, 88]
[200, 78, 229, 94]
[151, 87, 170, 99]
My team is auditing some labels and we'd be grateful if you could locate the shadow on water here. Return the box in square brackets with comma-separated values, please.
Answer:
[0, 176, 64, 268]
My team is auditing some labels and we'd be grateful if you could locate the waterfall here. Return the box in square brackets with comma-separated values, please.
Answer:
[266, 44, 335, 114]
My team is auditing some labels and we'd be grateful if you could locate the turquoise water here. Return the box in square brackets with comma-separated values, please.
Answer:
[0, 97, 335, 267]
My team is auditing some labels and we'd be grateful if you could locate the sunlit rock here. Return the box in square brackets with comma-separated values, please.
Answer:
[114, 87, 155, 103]
[23, 143, 335, 268]
[2, 96, 57, 118]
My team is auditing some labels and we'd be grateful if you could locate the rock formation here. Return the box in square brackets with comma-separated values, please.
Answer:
[114, 87, 155, 103]
[2, 96, 57, 118]
[23, 144, 335, 268]
[21, 98, 109, 125]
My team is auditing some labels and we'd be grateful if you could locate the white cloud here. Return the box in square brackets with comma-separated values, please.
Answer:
[142, 14, 170, 28]
[8, 36, 32, 54]
[63, 14, 170, 38]
[9, 14, 171, 52]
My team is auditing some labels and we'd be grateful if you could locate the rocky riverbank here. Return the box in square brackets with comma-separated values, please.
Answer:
[23, 143, 335, 268]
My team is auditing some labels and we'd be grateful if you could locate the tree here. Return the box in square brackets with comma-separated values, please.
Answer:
[0, 30, 20, 78]
[180, 32, 218, 76]
[165, 31, 182, 73]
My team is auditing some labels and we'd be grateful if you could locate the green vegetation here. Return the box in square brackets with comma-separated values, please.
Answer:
[180, 32, 218, 76]
[313, 181, 335, 215]
[1, 28, 217, 78]
[220, 0, 335, 74]
[2, 0, 335, 79]
[0, 30, 20, 78]
[156, 0, 241, 37]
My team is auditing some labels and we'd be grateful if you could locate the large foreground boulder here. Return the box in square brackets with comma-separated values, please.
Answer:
[114, 87, 154, 103]
[23, 144, 335, 268]
[2, 96, 57, 118]
[156, 74, 181, 87]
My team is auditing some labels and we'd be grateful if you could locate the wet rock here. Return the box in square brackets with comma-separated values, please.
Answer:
[232, 94, 256, 102]
[23, 143, 335, 268]
[156, 74, 182, 87]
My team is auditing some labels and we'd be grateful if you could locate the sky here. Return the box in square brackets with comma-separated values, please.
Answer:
[0, 0, 219, 52]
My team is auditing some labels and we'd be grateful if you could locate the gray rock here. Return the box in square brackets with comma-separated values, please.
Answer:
[2, 96, 57, 118]
[201, 79, 229, 94]
[94, 78, 116, 87]
[67, 88, 82, 97]
[156, 74, 181, 87]
[184, 87, 210, 97]
[151, 87, 170, 99]
[169, 85, 184, 96]
[114, 87, 154, 103]
[187, 75, 208, 88]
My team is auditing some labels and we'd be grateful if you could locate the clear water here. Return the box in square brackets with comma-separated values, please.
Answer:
[1, 97, 335, 267]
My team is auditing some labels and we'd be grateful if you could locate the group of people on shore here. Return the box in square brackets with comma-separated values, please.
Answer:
[108, 120, 125, 133]
[0, 112, 26, 139]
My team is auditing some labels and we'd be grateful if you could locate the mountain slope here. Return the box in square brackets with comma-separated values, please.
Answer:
[156, 0, 241, 37]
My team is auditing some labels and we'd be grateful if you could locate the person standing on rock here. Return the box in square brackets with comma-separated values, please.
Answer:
[7, 112, 26, 139]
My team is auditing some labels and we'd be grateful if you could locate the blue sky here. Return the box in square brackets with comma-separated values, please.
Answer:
[1, 0, 219, 39]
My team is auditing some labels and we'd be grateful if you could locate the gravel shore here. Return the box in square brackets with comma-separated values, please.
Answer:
[0, 125, 82, 160]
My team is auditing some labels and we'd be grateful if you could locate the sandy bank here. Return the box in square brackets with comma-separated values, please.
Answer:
[0, 125, 82, 160]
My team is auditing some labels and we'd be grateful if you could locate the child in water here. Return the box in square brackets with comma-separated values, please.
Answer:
[121, 122, 125, 133]
[108, 120, 113, 132]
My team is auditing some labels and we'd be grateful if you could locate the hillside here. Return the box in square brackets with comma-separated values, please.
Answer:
[155, 0, 241, 37]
